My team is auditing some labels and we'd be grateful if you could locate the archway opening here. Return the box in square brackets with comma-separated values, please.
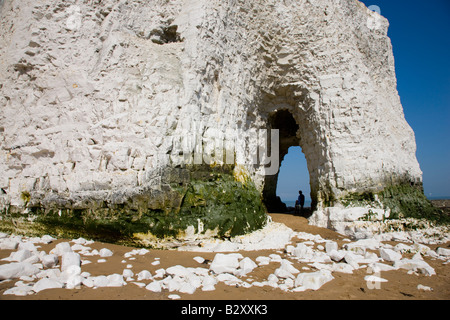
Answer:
[276, 146, 311, 213]
[262, 109, 312, 213]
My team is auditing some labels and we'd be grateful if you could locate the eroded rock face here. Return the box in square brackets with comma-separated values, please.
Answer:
[0, 0, 427, 241]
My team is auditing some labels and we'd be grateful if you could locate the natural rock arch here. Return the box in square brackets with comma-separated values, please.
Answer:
[262, 109, 306, 213]
[0, 0, 437, 243]
[255, 80, 320, 214]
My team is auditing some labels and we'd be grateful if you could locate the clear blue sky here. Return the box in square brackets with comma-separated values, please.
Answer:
[277, 0, 450, 201]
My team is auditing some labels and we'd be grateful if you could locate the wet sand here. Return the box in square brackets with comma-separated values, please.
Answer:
[1, 214, 449, 301]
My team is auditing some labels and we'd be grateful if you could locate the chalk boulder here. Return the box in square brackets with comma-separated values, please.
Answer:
[42, 254, 59, 269]
[210, 254, 241, 275]
[437, 247, 450, 257]
[0, 262, 40, 280]
[51, 242, 73, 256]
[33, 278, 63, 293]
[380, 248, 402, 262]
[394, 259, 436, 276]
[294, 270, 334, 291]
[61, 252, 81, 272]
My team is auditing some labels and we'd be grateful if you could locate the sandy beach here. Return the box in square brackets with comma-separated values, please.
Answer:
[1, 213, 449, 301]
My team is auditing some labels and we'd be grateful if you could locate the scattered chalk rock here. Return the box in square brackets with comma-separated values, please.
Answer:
[66, 274, 83, 289]
[332, 263, 354, 274]
[99, 248, 113, 257]
[274, 259, 299, 279]
[137, 270, 152, 281]
[344, 252, 360, 269]
[51, 242, 73, 256]
[210, 253, 240, 274]
[436, 247, 450, 257]
[0, 240, 19, 250]
[42, 254, 59, 269]
[18, 242, 37, 252]
[107, 274, 125, 287]
[154, 268, 166, 279]
[417, 284, 433, 291]
[256, 256, 271, 266]
[328, 249, 346, 262]
[394, 259, 436, 276]
[0, 262, 40, 280]
[379, 248, 402, 262]
[368, 262, 397, 273]
[201, 275, 218, 291]
[146, 281, 162, 293]
[166, 265, 189, 278]
[0, 221, 448, 298]
[4, 285, 34, 296]
[179, 282, 196, 294]
[61, 252, 81, 272]
[92, 275, 110, 288]
[291, 243, 312, 259]
[33, 278, 63, 293]
[40, 235, 57, 244]
[294, 270, 334, 291]
[193, 256, 205, 264]
[7, 249, 33, 262]
[82, 277, 95, 288]
[235, 257, 258, 277]
[123, 269, 134, 279]
[325, 241, 338, 254]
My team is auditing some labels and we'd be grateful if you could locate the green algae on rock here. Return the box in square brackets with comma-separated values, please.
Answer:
[0, 168, 268, 246]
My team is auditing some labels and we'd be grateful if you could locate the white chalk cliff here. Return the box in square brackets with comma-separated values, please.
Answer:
[0, 0, 427, 241]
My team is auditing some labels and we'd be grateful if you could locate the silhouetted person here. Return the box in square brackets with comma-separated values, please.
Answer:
[296, 190, 305, 215]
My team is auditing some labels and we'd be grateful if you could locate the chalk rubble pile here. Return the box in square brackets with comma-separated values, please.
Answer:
[1, 225, 449, 297]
